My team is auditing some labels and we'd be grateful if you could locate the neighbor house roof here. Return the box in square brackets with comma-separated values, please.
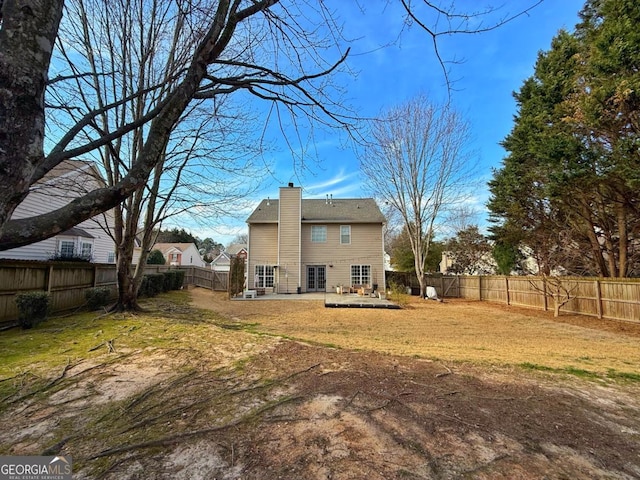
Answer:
[226, 243, 247, 255]
[152, 243, 196, 253]
[247, 198, 385, 224]
[59, 227, 95, 239]
[212, 251, 232, 265]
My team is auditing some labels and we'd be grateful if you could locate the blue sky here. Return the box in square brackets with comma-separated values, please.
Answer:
[182, 0, 586, 246]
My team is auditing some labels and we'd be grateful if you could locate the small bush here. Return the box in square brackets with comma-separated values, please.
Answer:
[163, 270, 185, 291]
[138, 276, 150, 297]
[141, 274, 165, 297]
[172, 270, 185, 290]
[162, 271, 174, 292]
[387, 281, 410, 307]
[15, 291, 50, 329]
[85, 287, 112, 310]
[48, 253, 92, 262]
[138, 271, 185, 297]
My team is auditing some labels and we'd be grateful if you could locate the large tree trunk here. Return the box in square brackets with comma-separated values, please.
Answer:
[615, 194, 628, 277]
[579, 200, 609, 277]
[0, 0, 64, 235]
[113, 245, 142, 312]
[112, 262, 142, 312]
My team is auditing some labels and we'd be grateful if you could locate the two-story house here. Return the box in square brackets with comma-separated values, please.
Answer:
[246, 183, 386, 294]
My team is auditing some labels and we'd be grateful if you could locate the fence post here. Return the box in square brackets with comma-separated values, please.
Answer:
[478, 275, 482, 300]
[542, 277, 548, 312]
[505, 276, 510, 306]
[46, 265, 54, 293]
[595, 279, 603, 319]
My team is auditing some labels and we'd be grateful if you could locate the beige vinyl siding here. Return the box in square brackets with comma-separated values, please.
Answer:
[301, 223, 384, 292]
[277, 186, 301, 293]
[248, 223, 278, 289]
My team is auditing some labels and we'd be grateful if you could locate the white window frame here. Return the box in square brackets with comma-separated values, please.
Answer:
[255, 265, 275, 288]
[107, 252, 116, 263]
[81, 241, 93, 260]
[340, 225, 351, 245]
[311, 225, 327, 243]
[59, 240, 75, 258]
[350, 264, 371, 286]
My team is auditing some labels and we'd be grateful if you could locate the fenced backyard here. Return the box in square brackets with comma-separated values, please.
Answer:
[0, 261, 229, 325]
[418, 274, 640, 322]
[0, 260, 638, 324]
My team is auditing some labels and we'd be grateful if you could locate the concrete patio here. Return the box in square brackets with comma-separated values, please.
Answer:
[233, 291, 400, 309]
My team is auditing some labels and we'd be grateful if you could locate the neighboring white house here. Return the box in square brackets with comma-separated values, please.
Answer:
[210, 251, 232, 272]
[439, 251, 497, 275]
[151, 243, 205, 267]
[210, 244, 247, 272]
[0, 160, 116, 263]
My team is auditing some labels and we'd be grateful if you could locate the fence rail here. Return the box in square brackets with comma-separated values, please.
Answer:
[423, 275, 640, 323]
[0, 261, 228, 325]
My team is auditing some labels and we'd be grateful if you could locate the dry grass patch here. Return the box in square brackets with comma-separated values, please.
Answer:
[2, 289, 639, 479]
[190, 288, 640, 377]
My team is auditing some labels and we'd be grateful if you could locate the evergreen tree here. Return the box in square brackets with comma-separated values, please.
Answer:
[488, 0, 640, 277]
[147, 249, 166, 265]
[445, 226, 494, 275]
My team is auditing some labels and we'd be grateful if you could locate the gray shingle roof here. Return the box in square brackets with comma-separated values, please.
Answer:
[60, 227, 95, 239]
[247, 198, 385, 224]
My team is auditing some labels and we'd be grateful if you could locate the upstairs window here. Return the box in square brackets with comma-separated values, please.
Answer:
[81, 242, 93, 260]
[340, 225, 351, 244]
[311, 225, 327, 243]
[59, 240, 75, 258]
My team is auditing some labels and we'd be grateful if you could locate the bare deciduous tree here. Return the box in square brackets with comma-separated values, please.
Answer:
[0, 1, 543, 250]
[53, 0, 263, 310]
[529, 275, 578, 317]
[361, 94, 475, 297]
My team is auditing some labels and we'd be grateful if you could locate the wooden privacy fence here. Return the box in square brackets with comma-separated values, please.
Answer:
[0, 261, 229, 324]
[144, 266, 228, 291]
[189, 267, 229, 291]
[2, 261, 635, 323]
[0, 260, 118, 324]
[423, 275, 640, 323]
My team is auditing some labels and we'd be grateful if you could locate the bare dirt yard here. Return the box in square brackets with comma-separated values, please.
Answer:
[1, 288, 639, 479]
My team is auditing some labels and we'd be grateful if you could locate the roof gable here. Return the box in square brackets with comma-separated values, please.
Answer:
[226, 243, 247, 255]
[153, 242, 197, 254]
